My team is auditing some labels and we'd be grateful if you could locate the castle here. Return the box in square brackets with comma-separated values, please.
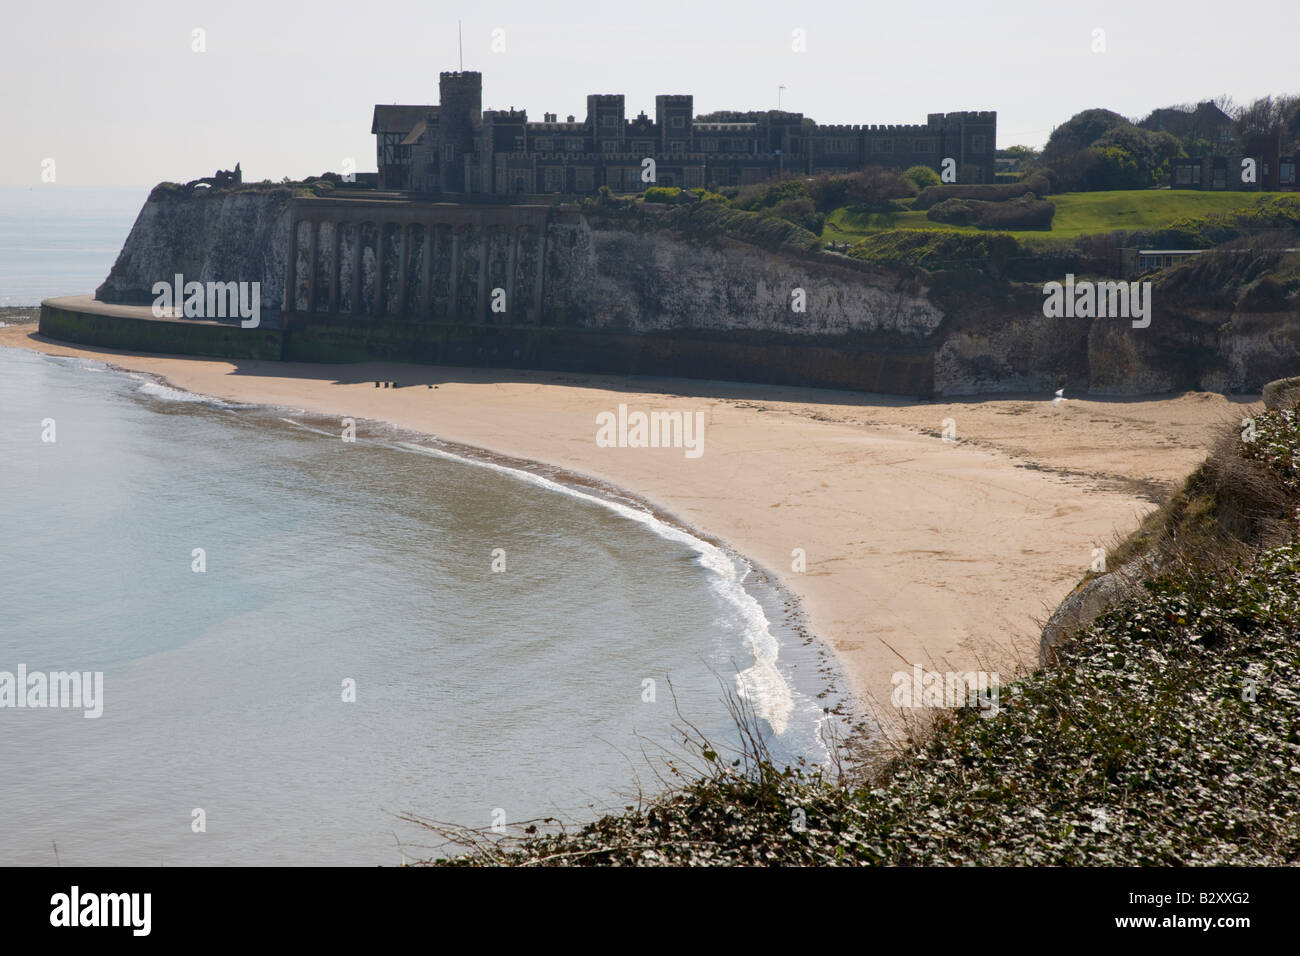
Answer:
[372, 72, 996, 197]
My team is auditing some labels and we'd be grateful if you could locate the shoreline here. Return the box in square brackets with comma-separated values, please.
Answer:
[0, 323, 1256, 737]
[281, 401, 858, 752]
[22, 340, 858, 758]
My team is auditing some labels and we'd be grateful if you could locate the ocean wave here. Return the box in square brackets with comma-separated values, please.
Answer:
[128, 374, 254, 409]
[395, 440, 799, 737]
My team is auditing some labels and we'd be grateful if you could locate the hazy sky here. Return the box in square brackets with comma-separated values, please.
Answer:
[4, 0, 1297, 186]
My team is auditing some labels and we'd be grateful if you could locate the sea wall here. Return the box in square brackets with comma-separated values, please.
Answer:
[40, 298, 284, 361]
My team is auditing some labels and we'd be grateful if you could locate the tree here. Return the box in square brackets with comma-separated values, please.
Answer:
[1042, 109, 1131, 163]
[997, 145, 1041, 162]
[1235, 95, 1300, 145]
[1051, 146, 1144, 191]
[1093, 126, 1183, 186]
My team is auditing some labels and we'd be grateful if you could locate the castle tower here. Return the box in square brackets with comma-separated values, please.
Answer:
[438, 71, 482, 193]
[655, 95, 693, 152]
[586, 94, 626, 151]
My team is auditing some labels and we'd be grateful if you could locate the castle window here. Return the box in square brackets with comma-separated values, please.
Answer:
[872, 139, 893, 154]
[633, 141, 653, 153]
[567, 138, 583, 151]
[700, 138, 719, 152]
[671, 116, 685, 128]
[601, 115, 616, 128]
[535, 136, 554, 151]
[513, 136, 525, 151]
[913, 139, 935, 153]
[971, 135, 986, 154]
[670, 141, 685, 153]
[602, 140, 618, 153]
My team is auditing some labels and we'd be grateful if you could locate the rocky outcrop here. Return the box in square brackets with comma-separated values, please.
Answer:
[1264, 374, 1300, 409]
[96, 185, 292, 316]
[1039, 564, 1146, 667]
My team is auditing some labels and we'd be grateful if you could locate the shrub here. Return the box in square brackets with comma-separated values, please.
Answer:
[912, 172, 1052, 209]
[731, 176, 809, 212]
[847, 229, 1023, 272]
[807, 173, 851, 212]
[767, 196, 825, 235]
[975, 195, 1056, 230]
[926, 197, 982, 226]
[643, 186, 681, 204]
[844, 167, 913, 209]
[902, 165, 942, 193]
[661, 202, 822, 253]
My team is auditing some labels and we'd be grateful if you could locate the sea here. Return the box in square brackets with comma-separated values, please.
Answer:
[0, 187, 847, 865]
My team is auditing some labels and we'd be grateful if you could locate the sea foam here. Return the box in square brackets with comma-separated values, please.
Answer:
[396, 440, 799, 737]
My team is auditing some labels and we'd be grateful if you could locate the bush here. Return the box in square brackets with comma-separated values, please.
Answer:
[975, 195, 1056, 230]
[1053, 145, 1146, 191]
[732, 176, 809, 212]
[847, 229, 1023, 272]
[661, 202, 822, 253]
[1148, 195, 1300, 248]
[844, 167, 913, 209]
[902, 165, 942, 193]
[807, 173, 850, 212]
[912, 172, 1052, 209]
[643, 186, 681, 204]
[926, 198, 983, 226]
[767, 196, 825, 235]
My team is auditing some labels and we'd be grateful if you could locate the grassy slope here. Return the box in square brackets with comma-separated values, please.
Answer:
[823, 190, 1293, 245]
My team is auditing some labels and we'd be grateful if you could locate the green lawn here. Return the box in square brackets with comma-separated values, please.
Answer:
[821, 190, 1292, 245]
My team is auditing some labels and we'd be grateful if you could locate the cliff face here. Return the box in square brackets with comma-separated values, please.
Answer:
[930, 274, 1299, 396]
[572, 225, 942, 339]
[96, 185, 291, 314]
[90, 186, 1297, 396]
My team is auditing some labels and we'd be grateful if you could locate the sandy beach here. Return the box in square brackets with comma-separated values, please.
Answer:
[1, 323, 1257, 732]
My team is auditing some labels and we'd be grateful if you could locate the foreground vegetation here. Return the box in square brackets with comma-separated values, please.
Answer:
[417, 396, 1300, 865]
